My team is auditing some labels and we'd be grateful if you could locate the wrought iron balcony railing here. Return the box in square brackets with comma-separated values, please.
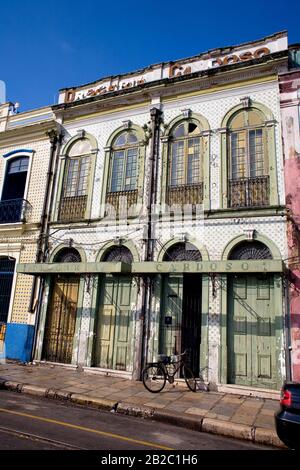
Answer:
[228, 176, 269, 208]
[167, 183, 203, 208]
[105, 189, 138, 216]
[0, 198, 32, 224]
[58, 195, 87, 222]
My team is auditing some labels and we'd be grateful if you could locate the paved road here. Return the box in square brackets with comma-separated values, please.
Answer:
[0, 390, 274, 450]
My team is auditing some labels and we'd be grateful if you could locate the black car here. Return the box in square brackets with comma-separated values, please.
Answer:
[275, 382, 300, 450]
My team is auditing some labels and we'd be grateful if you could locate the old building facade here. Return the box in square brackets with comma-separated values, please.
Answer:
[280, 44, 300, 382]
[4, 30, 298, 392]
[0, 104, 58, 361]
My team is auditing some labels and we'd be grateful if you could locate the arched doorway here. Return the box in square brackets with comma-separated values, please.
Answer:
[160, 242, 202, 375]
[0, 256, 15, 342]
[93, 246, 136, 371]
[42, 248, 81, 363]
[227, 241, 278, 388]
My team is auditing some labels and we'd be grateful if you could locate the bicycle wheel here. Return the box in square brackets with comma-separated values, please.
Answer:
[183, 365, 197, 392]
[142, 364, 166, 393]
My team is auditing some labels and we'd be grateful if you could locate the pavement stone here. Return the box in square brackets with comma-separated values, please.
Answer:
[209, 405, 237, 417]
[59, 387, 90, 393]
[0, 362, 283, 448]
[230, 415, 257, 426]
[144, 402, 166, 408]
[254, 415, 276, 429]
[261, 401, 279, 411]
[258, 408, 276, 416]
[83, 390, 110, 398]
[164, 404, 190, 413]
[219, 395, 244, 404]
[185, 407, 208, 416]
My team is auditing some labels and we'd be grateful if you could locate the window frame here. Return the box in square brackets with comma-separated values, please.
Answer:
[0, 150, 34, 205]
[168, 120, 202, 188]
[220, 102, 278, 209]
[62, 153, 91, 198]
[161, 113, 210, 211]
[54, 134, 98, 222]
[108, 131, 139, 193]
[229, 110, 267, 181]
[101, 125, 146, 219]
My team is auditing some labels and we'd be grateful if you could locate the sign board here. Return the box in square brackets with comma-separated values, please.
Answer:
[17, 260, 284, 275]
[58, 32, 287, 104]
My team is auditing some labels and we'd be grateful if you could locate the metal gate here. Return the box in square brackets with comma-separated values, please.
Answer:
[42, 276, 79, 364]
[159, 274, 202, 375]
[0, 257, 15, 340]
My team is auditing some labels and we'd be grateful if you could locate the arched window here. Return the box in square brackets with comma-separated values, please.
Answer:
[0, 156, 30, 223]
[167, 120, 203, 208]
[102, 245, 133, 263]
[106, 131, 139, 213]
[163, 242, 202, 261]
[58, 138, 92, 221]
[228, 109, 269, 208]
[229, 241, 272, 260]
[53, 247, 82, 263]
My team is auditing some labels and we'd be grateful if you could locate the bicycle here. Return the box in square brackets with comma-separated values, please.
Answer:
[142, 350, 197, 393]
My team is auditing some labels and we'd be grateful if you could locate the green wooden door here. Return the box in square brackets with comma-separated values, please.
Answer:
[228, 274, 278, 389]
[94, 275, 135, 371]
[160, 274, 183, 356]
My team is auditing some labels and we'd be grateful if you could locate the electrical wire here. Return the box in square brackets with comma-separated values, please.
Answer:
[46, 227, 143, 251]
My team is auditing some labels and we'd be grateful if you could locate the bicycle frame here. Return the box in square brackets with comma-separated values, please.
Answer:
[160, 358, 184, 383]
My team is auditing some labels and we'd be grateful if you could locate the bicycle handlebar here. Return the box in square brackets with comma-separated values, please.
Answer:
[157, 350, 189, 365]
[177, 349, 188, 357]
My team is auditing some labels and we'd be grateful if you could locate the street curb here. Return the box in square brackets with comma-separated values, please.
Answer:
[153, 409, 203, 432]
[254, 426, 286, 448]
[1, 380, 286, 448]
[22, 384, 47, 397]
[201, 417, 253, 441]
[117, 401, 155, 418]
[70, 393, 118, 411]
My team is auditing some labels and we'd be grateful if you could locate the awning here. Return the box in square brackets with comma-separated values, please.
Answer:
[17, 259, 284, 275]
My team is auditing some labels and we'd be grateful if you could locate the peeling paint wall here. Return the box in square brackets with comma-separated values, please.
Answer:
[280, 69, 300, 381]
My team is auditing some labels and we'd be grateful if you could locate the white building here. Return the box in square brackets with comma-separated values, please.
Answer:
[0, 103, 58, 360]
[16, 31, 290, 392]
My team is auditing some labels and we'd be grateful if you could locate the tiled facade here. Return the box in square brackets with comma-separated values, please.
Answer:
[0, 105, 57, 358]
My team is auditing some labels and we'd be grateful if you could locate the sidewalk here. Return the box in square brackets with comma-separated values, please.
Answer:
[0, 361, 284, 448]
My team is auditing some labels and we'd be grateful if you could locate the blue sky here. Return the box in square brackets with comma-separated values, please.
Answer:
[0, 0, 299, 111]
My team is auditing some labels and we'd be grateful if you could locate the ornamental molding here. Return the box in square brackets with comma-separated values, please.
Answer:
[243, 228, 256, 240]
[264, 119, 277, 127]
[240, 96, 251, 108]
[122, 119, 132, 129]
[181, 108, 192, 118]
[76, 129, 86, 138]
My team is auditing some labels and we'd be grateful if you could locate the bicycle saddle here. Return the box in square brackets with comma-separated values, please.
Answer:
[157, 354, 170, 364]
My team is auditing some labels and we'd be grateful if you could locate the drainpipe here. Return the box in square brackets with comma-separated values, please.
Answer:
[140, 107, 162, 375]
[29, 128, 62, 360]
[146, 107, 162, 261]
[284, 268, 292, 382]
